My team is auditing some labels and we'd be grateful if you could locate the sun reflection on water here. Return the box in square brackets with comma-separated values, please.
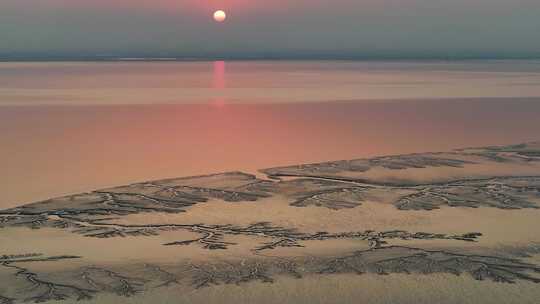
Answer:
[212, 60, 226, 107]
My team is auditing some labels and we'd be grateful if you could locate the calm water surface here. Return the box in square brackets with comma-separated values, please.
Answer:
[1, 61, 540, 207]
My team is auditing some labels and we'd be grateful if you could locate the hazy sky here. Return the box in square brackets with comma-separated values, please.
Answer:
[1, 0, 540, 58]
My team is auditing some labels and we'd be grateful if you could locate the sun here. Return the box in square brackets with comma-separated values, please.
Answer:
[213, 10, 227, 22]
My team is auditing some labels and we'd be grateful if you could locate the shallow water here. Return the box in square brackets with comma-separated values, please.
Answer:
[2, 60, 540, 105]
[1, 61, 540, 207]
[2, 99, 540, 207]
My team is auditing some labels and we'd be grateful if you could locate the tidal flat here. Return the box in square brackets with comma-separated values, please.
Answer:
[1, 142, 540, 303]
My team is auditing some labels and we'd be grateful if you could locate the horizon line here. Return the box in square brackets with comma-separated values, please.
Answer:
[2, 53, 540, 62]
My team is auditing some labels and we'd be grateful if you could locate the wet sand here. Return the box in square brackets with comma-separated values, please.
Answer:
[57, 274, 540, 304]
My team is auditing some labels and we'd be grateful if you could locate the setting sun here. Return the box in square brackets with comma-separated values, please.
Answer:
[213, 10, 227, 22]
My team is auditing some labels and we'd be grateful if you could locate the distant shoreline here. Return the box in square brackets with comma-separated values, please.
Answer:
[2, 56, 540, 63]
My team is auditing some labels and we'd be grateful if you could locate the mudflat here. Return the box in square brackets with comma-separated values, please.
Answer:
[1, 142, 540, 304]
